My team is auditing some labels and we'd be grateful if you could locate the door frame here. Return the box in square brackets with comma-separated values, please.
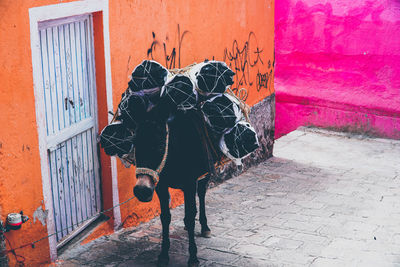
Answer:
[29, 0, 120, 261]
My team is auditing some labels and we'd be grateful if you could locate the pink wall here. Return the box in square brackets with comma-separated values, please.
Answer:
[275, 0, 400, 139]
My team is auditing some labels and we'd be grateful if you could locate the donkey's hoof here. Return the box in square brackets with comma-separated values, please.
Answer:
[187, 258, 199, 267]
[157, 255, 169, 267]
[201, 230, 211, 238]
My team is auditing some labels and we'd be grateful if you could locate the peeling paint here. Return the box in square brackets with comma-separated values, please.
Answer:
[33, 206, 49, 226]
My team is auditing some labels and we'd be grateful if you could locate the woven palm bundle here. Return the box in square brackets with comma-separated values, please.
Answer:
[100, 59, 259, 166]
[161, 74, 198, 111]
[201, 93, 243, 134]
[129, 60, 169, 91]
[99, 122, 135, 157]
[219, 121, 259, 165]
[121, 88, 131, 101]
[118, 89, 159, 130]
[190, 61, 235, 96]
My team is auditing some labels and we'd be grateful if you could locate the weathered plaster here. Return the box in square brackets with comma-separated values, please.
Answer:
[275, 0, 400, 139]
[33, 206, 49, 226]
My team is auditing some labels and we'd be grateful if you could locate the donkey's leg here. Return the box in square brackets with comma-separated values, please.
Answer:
[184, 184, 199, 267]
[156, 185, 171, 267]
[197, 178, 211, 238]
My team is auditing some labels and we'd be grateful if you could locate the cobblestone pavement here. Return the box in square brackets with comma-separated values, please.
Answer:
[58, 128, 400, 266]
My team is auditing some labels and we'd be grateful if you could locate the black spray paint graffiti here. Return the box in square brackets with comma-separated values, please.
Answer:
[145, 27, 274, 101]
[147, 25, 189, 69]
[223, 32, 274, 101]
[255, 58, 274, 94]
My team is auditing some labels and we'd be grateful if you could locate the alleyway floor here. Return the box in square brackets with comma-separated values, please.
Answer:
[59, 128, 400, 266]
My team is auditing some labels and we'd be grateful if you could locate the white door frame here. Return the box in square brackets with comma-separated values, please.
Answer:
[29, 0, 120, 261]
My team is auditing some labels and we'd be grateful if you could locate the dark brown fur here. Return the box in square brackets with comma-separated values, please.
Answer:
[134, 107, 216, 267]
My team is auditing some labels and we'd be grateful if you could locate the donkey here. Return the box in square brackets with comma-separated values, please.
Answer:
[133, 102, 219, 267]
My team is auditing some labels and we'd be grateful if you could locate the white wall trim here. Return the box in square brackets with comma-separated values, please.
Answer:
[29, 0, 120, 261]
[101, 1, 122, 230]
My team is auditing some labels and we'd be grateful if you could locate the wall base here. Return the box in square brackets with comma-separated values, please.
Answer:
[275, 96, 400, 140]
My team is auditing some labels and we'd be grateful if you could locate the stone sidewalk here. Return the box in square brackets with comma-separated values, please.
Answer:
[58, 128, 400, 266]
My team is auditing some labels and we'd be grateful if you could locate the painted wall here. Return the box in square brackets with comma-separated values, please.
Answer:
[0, 0, 274, 265]
[107, 0, 275, 231]
[0, 1, 79, 265]
[275, 0, 400, 139]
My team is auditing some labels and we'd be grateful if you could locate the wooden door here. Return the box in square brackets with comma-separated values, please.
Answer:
[38, 14, 101, 246]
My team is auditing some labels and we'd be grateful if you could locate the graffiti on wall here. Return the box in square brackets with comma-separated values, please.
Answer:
[223, 32, 274, 101]
[145, 26, 274, 101]
[146, 24, 189, 69]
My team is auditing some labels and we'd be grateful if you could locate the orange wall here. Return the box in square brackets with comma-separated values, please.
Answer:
[108, 0, 275, 228]
[0, 0, 274, 265]
[0, 1, 79, 266]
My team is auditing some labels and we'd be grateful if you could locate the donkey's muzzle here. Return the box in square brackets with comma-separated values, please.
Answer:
[134, 184, 154, 202]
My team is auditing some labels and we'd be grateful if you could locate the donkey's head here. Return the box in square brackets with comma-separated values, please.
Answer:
[133, 101, 170, 202]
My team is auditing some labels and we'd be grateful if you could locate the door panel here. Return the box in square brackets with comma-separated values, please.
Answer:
[39, 15, 101, 244]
